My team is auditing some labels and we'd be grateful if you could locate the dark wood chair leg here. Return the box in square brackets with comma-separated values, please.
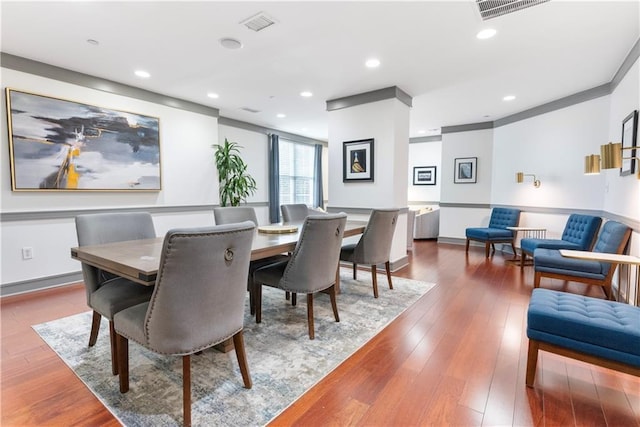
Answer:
[353, 263, 357, 280]
[465, 239, 470, 253]
[525, 340, 539, 387]
[249, 285, 255, 315]
[520, 252, 527, 269]
[385, 261, 393, 290]
[292, 293, 297, 306]
[534, 271, 542, 288]
[117, 333, 129, 393]
[485, 242, 491, 257]
[371, 264, 379, 298]
[254, 283, 262, 324]
[328, 285, 340, 322]
[510, 242, 517, 256]
[109, 320, 118, 375]
[491, 243, 496, 255]
[232, 331, 252, 389]
[307, 294, 315, 340]
[89, 311, 101, 347]
[183, 355, 191, 427]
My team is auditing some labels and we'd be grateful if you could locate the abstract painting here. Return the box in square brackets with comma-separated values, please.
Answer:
[6, 89, 161, 191]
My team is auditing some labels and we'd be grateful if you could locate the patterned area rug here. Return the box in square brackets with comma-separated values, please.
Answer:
[34, 269, 435, 426]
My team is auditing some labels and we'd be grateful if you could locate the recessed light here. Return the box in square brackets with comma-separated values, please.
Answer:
[219, 38, 243, 50]
[277, 113, 286, 118]
[134, 70, 150, 78]
[503, 95, 516, 101]
[300, 91, 313, 97]
[207, 93, 219, 99]
[477, 28, 497, 39]
[365, 58, 380, 68]
[86, 39, 99, 46]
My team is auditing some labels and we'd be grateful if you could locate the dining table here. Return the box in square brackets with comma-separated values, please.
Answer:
[70, 219, 368, 287]
[70, 219, 366, 352]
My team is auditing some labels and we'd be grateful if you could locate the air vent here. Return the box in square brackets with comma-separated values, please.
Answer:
[476, 0, 550, 20]
[240, 107, 261, 113]
[241, 12, 275, 32]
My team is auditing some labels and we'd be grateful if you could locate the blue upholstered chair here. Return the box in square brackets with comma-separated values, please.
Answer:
[520, 214, 602, 268]
[465, 208, 521, 258]
[534, 220, 632, 300]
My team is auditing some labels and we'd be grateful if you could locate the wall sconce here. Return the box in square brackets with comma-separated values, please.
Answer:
[516, 172, 541, 187]
[600, 142, 640, 179]
[584, 154, 600, 175]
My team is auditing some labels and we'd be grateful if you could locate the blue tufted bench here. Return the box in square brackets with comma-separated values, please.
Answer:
[526, 288, 640, 387]
[465, 208, 521, 258]
[519, 214, 602, 268]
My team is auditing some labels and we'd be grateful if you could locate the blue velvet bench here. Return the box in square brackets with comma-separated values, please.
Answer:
[526, 288, 640, 387]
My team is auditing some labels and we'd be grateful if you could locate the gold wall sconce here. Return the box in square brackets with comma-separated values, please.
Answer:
[584, 154, 600, 175]
[599, 142, 640, 179]
[516, 172, 541, 187]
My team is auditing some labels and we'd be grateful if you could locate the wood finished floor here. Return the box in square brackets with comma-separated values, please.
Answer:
[2, 240, 639, 426]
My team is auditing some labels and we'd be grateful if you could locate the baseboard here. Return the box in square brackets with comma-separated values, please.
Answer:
[0, 272, 83, 297]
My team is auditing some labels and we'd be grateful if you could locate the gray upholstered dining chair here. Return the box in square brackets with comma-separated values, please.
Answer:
[214, 206, 288, 314]
[280, 204, 310, 223]
[340, 208, 399, 298]
[114, 222, 255, 427]
[253, 213, 347, 339]
[213, 206, 259, 226]
[75, 212, 156, 375]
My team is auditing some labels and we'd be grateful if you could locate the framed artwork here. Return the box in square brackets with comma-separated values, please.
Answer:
[5, 88, 161, 191]
[454, 157, 477, 184]
[413, 166, 436, 185]
[343, 138, 374, 182]
[620, 109, 638, 177]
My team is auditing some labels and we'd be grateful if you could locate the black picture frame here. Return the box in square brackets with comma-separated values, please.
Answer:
[620, 110, 638, 177]
[454, 157, 477, 184]
[343, 138, 374, 182]
[413, 166, 436, 185]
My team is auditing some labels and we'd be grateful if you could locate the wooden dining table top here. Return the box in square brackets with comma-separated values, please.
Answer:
[70, 220, 367, 286]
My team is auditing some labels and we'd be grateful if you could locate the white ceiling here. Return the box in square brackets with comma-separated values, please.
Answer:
[2, 1, 638, 141]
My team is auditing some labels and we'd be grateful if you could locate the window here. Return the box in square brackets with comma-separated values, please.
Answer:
[278, 139, 315, 206]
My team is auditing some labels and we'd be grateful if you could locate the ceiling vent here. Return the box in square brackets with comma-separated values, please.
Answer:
[476, 0, 550, 20]
[241, 12, 275, 32]
[240, 107, 261, 113]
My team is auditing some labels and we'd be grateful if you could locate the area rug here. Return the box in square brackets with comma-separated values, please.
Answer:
[34, 269, 436, 426]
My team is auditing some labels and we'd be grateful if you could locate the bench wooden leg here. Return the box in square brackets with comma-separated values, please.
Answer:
[526, 340, 539, 387]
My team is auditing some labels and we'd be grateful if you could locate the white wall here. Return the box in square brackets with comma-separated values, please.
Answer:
[408, 140, 442, 203]
[1, 68, 222, 286]
[438, 128, 494, 239]
[492, 98, 609, 210]
[328, 97, 410, 265]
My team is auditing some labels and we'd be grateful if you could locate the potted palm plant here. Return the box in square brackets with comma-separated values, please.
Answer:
[213, 138, 257, 206]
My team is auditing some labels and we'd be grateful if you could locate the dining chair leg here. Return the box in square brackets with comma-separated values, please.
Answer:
[328, 285, 340, 322]
[232, 331, 252, 389]
[249, 284, 255, 316]
[285, 291, 290, 301]
[89, 311, 101, 347]
[352, 263, 357, 280]
[183, 355, 191, 427]
[335, 265, 341, 294]
[254, 283, 262, 324]
[292, 293, 297, 306]
[117, 333, 129, 393]
[371, 264, 379, 298]
[385, 261, 393, 290]
[465, 239, 470, 253]
[485, 242, 491, 257]
[520, 252, 527, 269]
[109, 320, 119, 375]
[306, 294, 315, 340]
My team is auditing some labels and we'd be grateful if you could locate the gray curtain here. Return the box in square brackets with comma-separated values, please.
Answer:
[313, 144, 323, 209]
[268, 134, 280, 223]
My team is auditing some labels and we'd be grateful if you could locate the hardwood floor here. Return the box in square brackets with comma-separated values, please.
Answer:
[2, 240, 638, 426]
